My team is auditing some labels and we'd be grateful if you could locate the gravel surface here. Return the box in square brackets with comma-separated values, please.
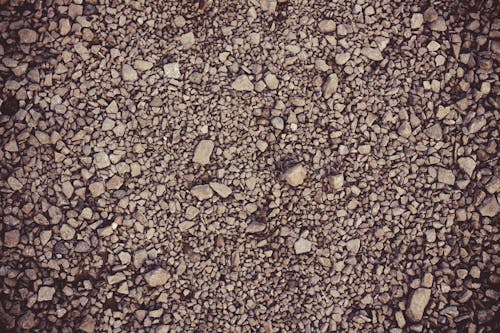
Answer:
[1, 0, 499, 332]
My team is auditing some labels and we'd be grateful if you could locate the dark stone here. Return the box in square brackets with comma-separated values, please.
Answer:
[0, 96, 19, 116]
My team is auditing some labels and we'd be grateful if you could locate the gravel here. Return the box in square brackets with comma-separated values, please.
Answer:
[0, 0, 498, 332]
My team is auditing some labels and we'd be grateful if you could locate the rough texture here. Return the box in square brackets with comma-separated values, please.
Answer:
[0, 1, 498, 332]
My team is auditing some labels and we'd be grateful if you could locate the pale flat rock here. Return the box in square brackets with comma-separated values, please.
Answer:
[318, 20, 336, 33]
[322, 73, 338, 99]
[19, 28, 38, 43]
[134, 59, 154, 71]
[193, 139, 214, 165]
[209, 182, 232, 198]
[122, 64, 138, 81]
[264, 73, 279, 90]
[185, 206, 200, 220]
[164, 62, 181, 79]
[191, 185, 213, 200]
[7, 176, 23, 191]
[437, 168, 455, 185]
[89, 182, 105, 197]
[457, 157, 476, 177]
[145, 268, 168, 287]
[361, 47, 383, 61]
[284, 164, 306, 187]
[335, 52, 350, 65]
[79, 315, 96, 333]
[479, 196, 499, 217]
[398, 121, 412, 138]
[60, 224, 75, 240]
[411, 13, 424, 29]
[406, 288, 431, 322]
[246, 222, 266, 233]
[328, 174, 344, 190]
[94, 152, 110, 169]
[294, 238, 312, 254]
[232, 75, 254, 91]
[38, 286, 56, 302]
[180, 31, 195, 49]
[425, 123, 443, 140]
[346, 238, 361, 254]
[4, 230, 20, 248]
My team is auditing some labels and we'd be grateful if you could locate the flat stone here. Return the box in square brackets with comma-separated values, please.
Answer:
[19, 28, 38, 43]
[264, 73, 279, 90]
[18, 311, 36, 330]
[246, 222, 266, 233]
[430, 17, 447, 31]
[60, 224, 75, 240]
[271, 117, 284, 130]
[107, 272, 126, 285]
[398, 121, 412, 138]
[185, 206, 200, 220]
[191, 185, 213, 200]
[411, 13, 424, 29]
[193, 139, 214, 165]
[284, 164, 306, 187]
[7, 176, 23, 191]
[134, 59, 154, 71]
[335, 52, 350, 65]
[231, 75, 254, 91]
[133, 249, 148, 269]
[209, 182, 232, 198]
[144, 268, 169, 287]
[94, 152, 110, 169]
[406, 288, 431, 322]
[89, 182, 105, 197]
[4, 230, 20, 248]
[457, 157, 476, 177]
[122, 64, 138, 81]
[48, 206, 63, 224]
[437, 168, 455, 185]
[79, 315, 96, 333]
[38, 286, 56, 302]
[328, 174, 344, 190]
[479, 196, 499, 217]
[163, 63, 181, 79]
[294, 238, 312, 254]
[361, 47, 383, 61]
[425, 123, 442, 140]
[322, 73, 338, 99]
[180, 31, 195, 49]
[318, 20, 336, 33]
[346, 238, 360, 254]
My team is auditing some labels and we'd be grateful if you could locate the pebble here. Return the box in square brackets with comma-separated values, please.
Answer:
[437, 168, 455, 186]
[163, 62, 181, 79]
[209, 182, 232, 198]
[144, 268, 169, 287]
[322, 73, 338, 99]
[406, 288, 431, 322]
[246, 222, 266, 233]
[38, 286, 56, 302]
[122, 64, 138, 81]
[18, 28, 38, 43]
[191, 185, 214, 200]
[335, 52, 351, 65]
[318, 20, 336, 33]
[134, 59, 154, 71]
[231, 75, 254, 91]
[328, 174, 344, 190]
[284, 164, 307, 187]
[479, 196, 499, 217]
[193, 139, 215, 165]
[60, 224, 76, 240]
[271, 116, 284, 130]
[180, 31, 195, 49]
[346, 238, 361, 254]
[294, 238, 312, 254]
[457, 157, 476, 177]
[79, 315, 96, 333]
[411, 13, 424, 29]
[264, 73, 279, 90]
[361, 47, 384, 61]
[94, 152, 110, 169]
[4, 230, 20, 248]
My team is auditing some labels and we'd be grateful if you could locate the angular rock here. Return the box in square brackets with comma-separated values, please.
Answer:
[284, 164, 306, 187]
[406, 288, 431, 322]
[437, 168, 455, 185]
[318, 20, 336, 33]
[94, 152, 110, 169]
[193, 139, 214, 165]
[144, 268, 169, 287]
[479, 196, 499, 217]
[294, 238, 312, 254]
[361, 47, 383, 61]
[4, 230, 20, 248]
[411, 13, 424, 29]
[122, 64, 138, 81]
[38, 286, 56, 302]
[19, 28, 37, 43]
[231, 75, 254, 91]
[457, 157, 476, 177]
[163, 63, 181, 79]
[191, 185, 213, 200]
[209, 182, 232, 198]
[264, 73, 279, 90]
[328, 174, 344, 190]
[322, 73, 338, 99]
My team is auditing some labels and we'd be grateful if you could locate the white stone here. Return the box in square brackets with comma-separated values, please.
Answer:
[284, 164, 306, 187]
[294, 238, 312, 254]
[163, 63, 181, 79]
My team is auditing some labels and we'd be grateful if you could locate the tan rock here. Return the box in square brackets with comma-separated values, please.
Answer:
[406, 288, 431, 322]
[294, 238, 312, 254]
[4, 230, 20, 248]
[457, 157, 476, 177]
[38, 286, 56, 302]
[191, 185, 213, 200]
[425, 123, 443, 140]
[284, 164, 306, 187]
[163, 62, 181, 79]
[437, 168, 455, 185]
[361, 47, 383, 61]
[19, 28, 37, 43]
[209, 182, 232, 198]
[479, 196, 499, 217]
[122, 64, 138, 81]
[94, 152, 110, 169]
[193, 140, 214, 165]
[144, 268, 169, 287]
[231, 75, 254, 91]
[322, 73, 338, 99]
[318, 20, 336, 33]
[328, 174, 344, 190]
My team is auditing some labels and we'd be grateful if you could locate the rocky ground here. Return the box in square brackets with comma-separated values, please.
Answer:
[0, 0, 499, 332]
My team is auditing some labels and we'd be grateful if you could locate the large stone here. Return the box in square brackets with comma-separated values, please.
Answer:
[437, 168, 455, 185]
[79, 315, 96, 333]
[479, 196, 499, 217]
[361, 47, 383, 61]
[19, 28, 37, 43]
[322, 73, 338, 99]
[425, 123, 443, 140]
[38, 286, 56, 302]
[406, 288, 431, 322]
[318, 20, 336, 33]
[457, 157, 476, 177]
[209, 182, 232, 198]
[191, 185, 213, 200]
[328, 174, 344, 190]
[410, 13, 424, 29]
[284, 164, 306, 187]
[163, 62, 181, 79]
[193, 140, 214, 165]
[122, 64, 138, 81]
[4, 230, 20, 248]
[144, 268, 169, 287]
[94, 152, 110, 169]
[231, 75, 254, 91]
[294, 238, 312, 254]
